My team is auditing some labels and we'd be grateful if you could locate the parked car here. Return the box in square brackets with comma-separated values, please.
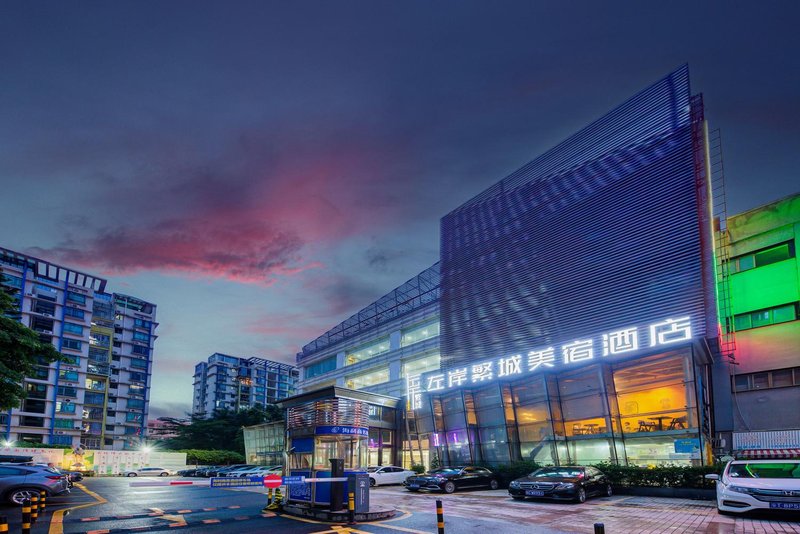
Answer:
[706, 459, 800, 514]
[196, 466, 221, 477]
[368, 466, 416, 487]
[123, 467, 172, 477]
[508, 466, 611, 503]
[214, 465, 253, 477]
[226, 465, 264, 477]
[0, 464, 70, 505]
[405, 466, 499, 494]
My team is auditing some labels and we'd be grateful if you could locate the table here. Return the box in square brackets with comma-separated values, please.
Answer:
[648, 416, 672, 431]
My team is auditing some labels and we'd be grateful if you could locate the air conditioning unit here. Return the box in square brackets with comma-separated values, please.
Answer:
[42, 312, 53, 317]
[42, 330, 52, 334]
[56, 431, 66, 435]
[26, 292, 35, 297]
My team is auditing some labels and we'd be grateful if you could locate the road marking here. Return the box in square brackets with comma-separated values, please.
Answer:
[49, 482, 108, 534]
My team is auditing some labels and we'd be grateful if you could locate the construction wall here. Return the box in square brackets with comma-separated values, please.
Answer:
[0, 446, 186, 475]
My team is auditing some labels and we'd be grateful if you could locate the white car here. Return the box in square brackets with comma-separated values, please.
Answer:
[124, 467, 172, 477]
[367, 466, 417, 487]
[243, 466, 283, 478]
[706, 459, 800, 514]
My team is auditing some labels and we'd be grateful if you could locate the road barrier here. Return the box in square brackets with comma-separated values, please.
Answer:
[436, 499, 444, 534]
[39, 494, 46, 515]
[0, 515, 7, 533]
[263, 488, 273, 513]
[21, 500, 30, 534]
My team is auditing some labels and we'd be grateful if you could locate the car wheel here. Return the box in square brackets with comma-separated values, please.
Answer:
[369, 478, 376, 487]
[511, 496, 525, 501]
[160, 472, 168, 477]
[6, 488, 43, 506]
[127, 473, 137, 477]
[605, 484, 613, 497]
[443, 481, 456, 494]
[575, 487, 586, 503]
[489, 479, 499, 490]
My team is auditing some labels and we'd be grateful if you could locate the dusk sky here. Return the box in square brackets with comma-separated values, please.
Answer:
[1, 2, 798, 418]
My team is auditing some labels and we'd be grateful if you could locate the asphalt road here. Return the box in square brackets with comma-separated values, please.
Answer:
[1, 477, 798, 533]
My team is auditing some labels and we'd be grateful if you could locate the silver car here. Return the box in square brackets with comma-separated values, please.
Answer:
[0, 464, 70, 505]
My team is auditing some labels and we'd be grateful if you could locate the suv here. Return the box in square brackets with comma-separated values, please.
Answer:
[0, 464, 70, 505]
[123, 467, 172, 477]
[706, 459, 800, 514]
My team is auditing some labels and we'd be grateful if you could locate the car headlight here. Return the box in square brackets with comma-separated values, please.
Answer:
[509, 481, 520, 489]
[728, 485, 756, 495]
[556, 483, 575, 489]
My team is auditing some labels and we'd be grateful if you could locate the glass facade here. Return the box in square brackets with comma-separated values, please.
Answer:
[345, 339, 390, 365]
[408, 347, 705, 467]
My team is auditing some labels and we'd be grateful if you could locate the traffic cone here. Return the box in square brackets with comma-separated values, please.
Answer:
[267, 487, 282, 510]
[262, 488, 273, 513]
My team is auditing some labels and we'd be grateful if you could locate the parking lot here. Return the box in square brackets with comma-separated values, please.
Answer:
[1, 477, 799, 533]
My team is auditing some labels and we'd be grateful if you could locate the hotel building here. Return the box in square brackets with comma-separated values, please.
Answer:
[0, 247, 157, 450]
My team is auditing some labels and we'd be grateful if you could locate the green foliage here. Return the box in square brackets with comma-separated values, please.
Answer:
[429, 450, 441, 470]
[0, 281, 65, 410]
[592, 462, 722, 489]
[411, 464, 426, 474]
[179, 449, 246, 465]
[160, 405, 284, 455]
[486, 461, 542, 487]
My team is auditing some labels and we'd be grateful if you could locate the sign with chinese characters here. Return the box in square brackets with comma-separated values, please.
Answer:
[408, 316, 692, 403]
[315, 426, 369, 437]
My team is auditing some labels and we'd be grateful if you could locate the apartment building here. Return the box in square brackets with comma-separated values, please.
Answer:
[0, 247, 157, 450]
[192, 353, 298, 416]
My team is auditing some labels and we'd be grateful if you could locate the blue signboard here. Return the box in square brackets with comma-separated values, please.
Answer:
[210, 477, 264, 488]
[283, 476, 306, 484]
[287, 470, 312, 502]
[315, 426, 368, 437]
[674, 438, 700, 454]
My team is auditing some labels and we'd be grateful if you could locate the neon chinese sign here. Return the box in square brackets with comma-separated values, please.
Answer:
[406, 316, 692, 409]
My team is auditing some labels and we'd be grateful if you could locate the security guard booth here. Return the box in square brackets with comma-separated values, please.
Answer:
[277, 387, 400, 507]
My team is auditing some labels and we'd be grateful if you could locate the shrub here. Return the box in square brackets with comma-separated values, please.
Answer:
[592, 462, 722, 489]
[179, 449, 246, 466]
[488, 461, 541, 487]
[411, 464, 426, 474]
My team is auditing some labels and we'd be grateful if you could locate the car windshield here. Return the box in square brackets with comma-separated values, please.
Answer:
[729, 462, 800, 479]
[531, 467, 584, 478]
[367, 467, 379, 472]
[428, 468, 460, 474]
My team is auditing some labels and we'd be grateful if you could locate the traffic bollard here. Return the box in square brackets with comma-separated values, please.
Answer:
[436, 499, 444, 534]
[262, 488, 273, 513]
[594, 523, 605, 534]
[0, 515, 8, 533]
[21, 500, 31, 534]
[40, 494, 47, 515]
[30, 495, 39, 524]
[347, 491, 356, 525]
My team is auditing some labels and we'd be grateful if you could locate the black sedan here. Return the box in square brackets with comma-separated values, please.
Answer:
[405, 466, 499, 494]
[508, 466, 612, 503]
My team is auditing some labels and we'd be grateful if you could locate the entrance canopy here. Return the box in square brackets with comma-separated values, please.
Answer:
[735, 449, 800, 459]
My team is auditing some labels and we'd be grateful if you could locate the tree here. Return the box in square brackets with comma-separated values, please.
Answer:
[160, 404, 285, 454]
[0, 278, 64, 410]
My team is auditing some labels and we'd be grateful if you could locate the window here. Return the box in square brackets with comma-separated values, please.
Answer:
[90, 333, 111, 348]
[33, 300, 56, 316]
[401, 320, 440, 347]
[61, 353, 80, 365]
[126, 412, 143, 422]
[132, 345, 149, 356]
[84, 393, 105, 405]
[401, 353, 441, 377]
[134, 318, 151, 329]
[129, 372, 147, 383]
[732, 303, 798, 331]
[128, 384, 145, 396]
[731, 242, 794, 273]
[25, 383, 48, 399]
[66, 291, 86, 305]
[64, 307, 85, 320]
[130, 358, 148, 369]
[56, 401, 77, 414]
[305, 356, 337, 379]
[127, 398, 145, 410]
[345, 339, 390, 365]
[57, 385, 78, 397]
[733, 367, 800, 392]
[132, 331, 150, 343]
[55, 418, 75, 429]
[22, 399, 46, 414]
[1, 275, 22, 288]
[62, 339, 82, 351]
[58, 370, 79, 382]
[62, 322, 84, 336]
[345, 368, 389, 389]
[51, 435, 73, 445]
[86, 378, 106, 391]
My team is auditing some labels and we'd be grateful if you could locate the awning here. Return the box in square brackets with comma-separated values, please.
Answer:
[734, 449, 800, 459]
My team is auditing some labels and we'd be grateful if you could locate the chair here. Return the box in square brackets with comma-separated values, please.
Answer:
[668, 416, 687, 430]
[637, 420, 656, 432]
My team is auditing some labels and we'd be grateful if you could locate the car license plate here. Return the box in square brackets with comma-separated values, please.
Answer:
[769, 502, 800, 510]
[408, 484, 419, 489]
[525, 489, 545, 496]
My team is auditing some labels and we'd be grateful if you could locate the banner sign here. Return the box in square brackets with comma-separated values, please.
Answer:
[210, 477, 265, 488]
[314, 426, 368, 437]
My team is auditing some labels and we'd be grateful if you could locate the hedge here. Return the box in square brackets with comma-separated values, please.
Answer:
[178, 449, 246, 466]
[591, 462, 721, 489]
